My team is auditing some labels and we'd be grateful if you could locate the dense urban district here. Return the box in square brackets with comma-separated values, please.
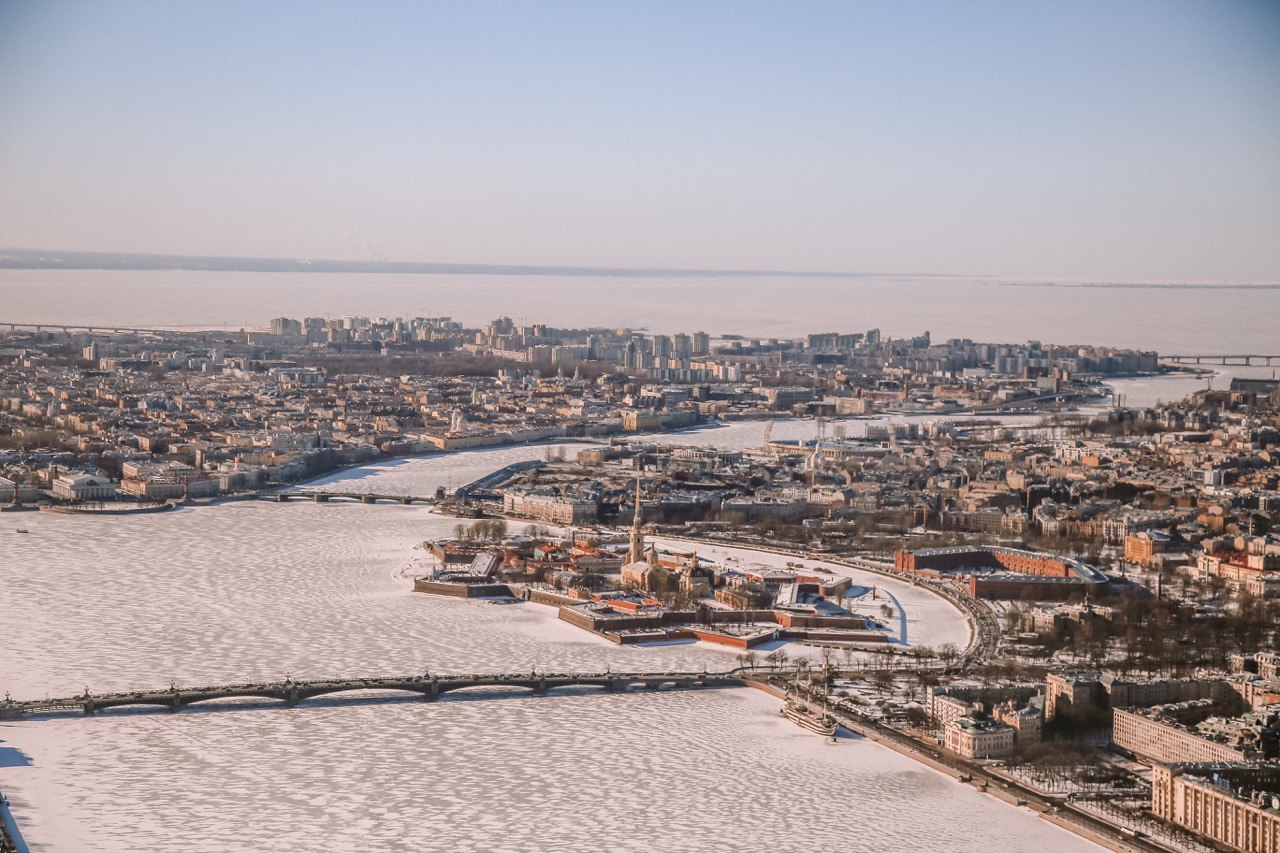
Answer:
[4, 315, 1280, 853]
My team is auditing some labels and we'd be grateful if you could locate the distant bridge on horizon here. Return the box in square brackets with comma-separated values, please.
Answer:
[1162, 354, 1280, 366]
[0, 321, 265, 335]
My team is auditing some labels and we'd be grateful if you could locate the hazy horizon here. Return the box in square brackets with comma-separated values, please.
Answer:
[1, 245, 1279, 287]
[2, 1, 1278, 282]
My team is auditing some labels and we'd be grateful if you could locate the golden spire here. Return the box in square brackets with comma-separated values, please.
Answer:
[628, 476, 645, 564]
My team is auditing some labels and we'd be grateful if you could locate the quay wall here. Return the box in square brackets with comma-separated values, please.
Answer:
[412, 579, 516, 599]
[0, 788, 23, 853]
[687, 627, 776, 649]
[523, 588, 585, 608]
[39, 501, 173, 516]
[780, 628, 889, 644]
[773, 611, 867, 630]
[601, 630, 670, 645]
[453, 459, 546, 500]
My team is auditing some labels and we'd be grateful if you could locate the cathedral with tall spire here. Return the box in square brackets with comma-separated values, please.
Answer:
[628, 476, 645, 564]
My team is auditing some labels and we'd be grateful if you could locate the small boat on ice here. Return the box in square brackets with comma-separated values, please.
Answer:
[782, 696, 838, 737]
[15, 529, 29, 534]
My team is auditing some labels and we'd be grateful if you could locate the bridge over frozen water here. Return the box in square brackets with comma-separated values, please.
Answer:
[3, 671, 744, 717]
[1163, 353, 1280, 365]
[259, 490, 437, 505]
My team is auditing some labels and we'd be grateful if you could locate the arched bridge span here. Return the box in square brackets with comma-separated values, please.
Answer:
[3, 671, 743, 717]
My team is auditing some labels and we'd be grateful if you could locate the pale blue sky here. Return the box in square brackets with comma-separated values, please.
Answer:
[1, 0, 1277, 280]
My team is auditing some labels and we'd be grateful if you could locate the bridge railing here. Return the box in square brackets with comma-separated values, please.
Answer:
[4, 669, 746, 712]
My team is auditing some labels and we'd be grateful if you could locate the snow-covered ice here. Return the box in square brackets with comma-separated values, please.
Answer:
[0, 448, 1099, 851]
[0, 689, 1099, 852]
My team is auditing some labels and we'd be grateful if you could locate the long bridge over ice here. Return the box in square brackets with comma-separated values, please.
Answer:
[3, 670, 743, 717]
[259, 490, 437, 505]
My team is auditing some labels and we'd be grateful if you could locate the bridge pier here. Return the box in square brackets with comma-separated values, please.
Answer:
[400, 496, 412, 505]
[15, 671, 744, 717]
[360, 495, 376, 504]
[312, 494, 329, 503]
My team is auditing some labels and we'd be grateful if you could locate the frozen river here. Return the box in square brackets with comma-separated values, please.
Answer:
[4, 690, 1097, 853]
[0, 448, 1098, 851]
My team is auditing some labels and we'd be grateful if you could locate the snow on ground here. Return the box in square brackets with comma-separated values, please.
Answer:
[648, 535, 972, 654]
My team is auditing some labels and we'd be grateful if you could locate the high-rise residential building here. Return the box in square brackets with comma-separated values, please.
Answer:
[270, 317, 302, 336]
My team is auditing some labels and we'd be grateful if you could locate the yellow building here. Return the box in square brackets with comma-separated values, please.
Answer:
[1152, 763, 1280, 853]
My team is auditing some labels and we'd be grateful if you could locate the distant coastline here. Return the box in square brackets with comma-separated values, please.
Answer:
[2, 248, 1276, 289]
[0, 248, 911, 280]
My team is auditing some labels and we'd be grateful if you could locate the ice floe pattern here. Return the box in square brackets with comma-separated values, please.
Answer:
[0, 504, 967, 702]
[2, 690, 1099, 852]
[0, 504, 743, 699]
